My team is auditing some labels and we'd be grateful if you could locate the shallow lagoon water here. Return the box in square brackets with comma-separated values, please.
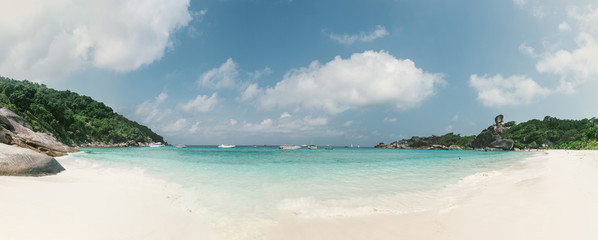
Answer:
[76, 147, 532, 222]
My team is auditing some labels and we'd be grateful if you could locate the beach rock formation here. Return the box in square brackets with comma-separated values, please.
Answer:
[374, 134, 471, 150]
[471, 114, 514, 150]
[0, 143, 65, 176]
[0, 106, 76, 157]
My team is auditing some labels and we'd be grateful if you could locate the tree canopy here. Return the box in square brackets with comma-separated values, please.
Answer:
[0, 76, 164, 145]
[504, 116, 598, 150]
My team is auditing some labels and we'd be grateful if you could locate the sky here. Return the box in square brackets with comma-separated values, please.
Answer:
[1, 0, 598, 146]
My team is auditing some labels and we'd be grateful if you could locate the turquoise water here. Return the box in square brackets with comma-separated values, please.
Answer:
[74, 147, 532, 221]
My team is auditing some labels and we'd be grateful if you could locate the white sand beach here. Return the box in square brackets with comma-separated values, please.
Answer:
[266, 150, 598, 240]
[0, 156, 214, 240]
[2, 150, 598, 240]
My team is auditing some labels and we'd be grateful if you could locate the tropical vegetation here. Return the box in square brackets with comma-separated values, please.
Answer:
[504, 116, 598, 150]
[0, 76, 164, 145]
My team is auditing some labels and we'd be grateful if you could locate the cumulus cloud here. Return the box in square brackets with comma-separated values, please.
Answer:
[249, 66, 273, 79]
[513, 0, 527, 7]
[189, 122, 201, 134]
[238, 83, 263, 102]
[326, 25, 389, 45]
[280, 112, 292, 119]
[558, 22, 572, 31]
[0, 0, 192, 82]
[537, 32, 598, 79]
[198, 58, 239, 89]
[246, 50, 445, 114]
[534, 6, 598, 91]
[383, 117, 397, 123]
[344, 120, 354, 127]
[162, 118, 188, 132]
[179, 93, 219, 112]
[519, 43, 536, 57]
[241, 116, 329, 134]
[135, 92, 170, 123]
[469, 74, 550, 107]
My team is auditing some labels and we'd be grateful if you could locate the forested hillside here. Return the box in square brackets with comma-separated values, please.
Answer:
[0, 77, 164, 145]
[504, 116, 598, 149]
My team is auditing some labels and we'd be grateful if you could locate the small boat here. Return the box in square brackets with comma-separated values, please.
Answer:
[149, 142, 164, 147]
[280, 145, 301, 150]
[307, 145, 317, 150]
[174, 144, 187, 148]
[218, 144, 236, 148]
[325, 145, 333, 150]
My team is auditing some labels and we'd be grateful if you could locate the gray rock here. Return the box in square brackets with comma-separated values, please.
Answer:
[374, 142, 387, 148]
[430, 144, 448, 150]
[0, 106, 76, 156]
[471, 114, 514, 150]
[448, 145, 463, 150]
[488, 139, 514, 150]
[0, 143, 65, 176]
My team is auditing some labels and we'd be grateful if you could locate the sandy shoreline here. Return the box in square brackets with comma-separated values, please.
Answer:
[266, 150, 598, 240]
[2, 150, 598, 239]
[0, 155, 214, 240]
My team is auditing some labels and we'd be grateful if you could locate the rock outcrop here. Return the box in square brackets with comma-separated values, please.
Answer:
[0, 143, 65, 176]
[374, 132, 474, 150]
[471, 114, 514, 150]
[0, 106, 76, 157]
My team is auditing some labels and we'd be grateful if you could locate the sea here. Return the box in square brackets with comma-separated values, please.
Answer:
[72, 146, 533, 236]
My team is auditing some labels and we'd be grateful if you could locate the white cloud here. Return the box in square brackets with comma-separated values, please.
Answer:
[383, 117, 397, 123]
[135, 92, 170, 123]
[0, 0, 192, 82]
[251, 50, 445, 114]
[451, 114, 459, 121]
[280, 112, 292, 119]
[519, 43, 536, 57]
[537, 32, 598, 78]
[326, 25, 389, 45]
[469, 74, 550, 107]
[162, 118, 188, 132]
[537, 32, 598, 77]
[241, 116, 329, 135]
[445, 125, 453, 132]
[179, 93, 219, 112]
[558, 22, 572, 31]
[249, 66, 273, 79]
[189, 122, 201, 134]
[534, 6, 598, 92]
[239, 83, 263, 102]
[198, 58, 239, 89]
[229, 119, 238, 125]
[344, 120, 354, 127]
[513, 0, 527, 7]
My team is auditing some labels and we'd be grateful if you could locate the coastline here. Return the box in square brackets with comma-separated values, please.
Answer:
[1, 150, 597, 239]
[0, 154, 214, 240]
[265, 150, 598, 240]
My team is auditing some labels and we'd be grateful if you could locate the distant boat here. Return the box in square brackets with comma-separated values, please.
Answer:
[174, 144, 187, 148]
[280, 145, 301, 150]
[325, 145, 333, 150]
[307, 145, 317, 150]
[149, 142, 164, 147]
[218, 144, 236, 148]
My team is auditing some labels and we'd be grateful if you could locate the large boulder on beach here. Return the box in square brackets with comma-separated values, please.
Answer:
[0, 143, 65, 176]
[0, 106, 75, 156]
[471, 114, 514, 150]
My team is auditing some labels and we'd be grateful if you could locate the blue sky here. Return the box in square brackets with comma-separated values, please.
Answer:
[2, 0, 598, 145]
